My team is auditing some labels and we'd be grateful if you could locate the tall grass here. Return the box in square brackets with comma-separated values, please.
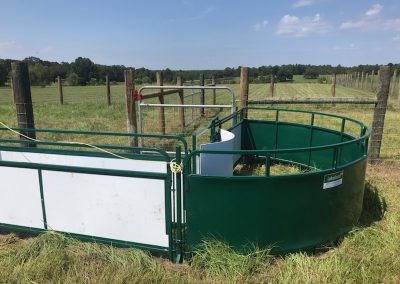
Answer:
[0, 162, 399, 283]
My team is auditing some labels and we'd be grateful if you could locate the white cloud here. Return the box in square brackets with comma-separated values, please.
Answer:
[292, 0, 315, 8]
[333, 43, 360, 51]
[340, 4, 400, 32]
[393, 34, 400, 41]
[253, 20, 268, 31]
[341, 16, 400, 32]
[340, 20, 365, 29]
[365, 4, 383, 17]
[276, 13, 330, 37]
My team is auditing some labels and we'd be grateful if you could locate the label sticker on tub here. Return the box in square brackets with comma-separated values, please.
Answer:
[323, 171, 343, 189]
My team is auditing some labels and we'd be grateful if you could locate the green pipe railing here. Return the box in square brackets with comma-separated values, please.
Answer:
[187, 107, 371, 176]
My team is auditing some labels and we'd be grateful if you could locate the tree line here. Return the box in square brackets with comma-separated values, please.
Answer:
[0, 56, 398, 87]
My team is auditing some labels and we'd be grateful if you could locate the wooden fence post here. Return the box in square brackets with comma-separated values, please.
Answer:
[57, 76, 64, 105]
[156, 72, 166, 134]
[211, 76, 216, 106]
[240, 67, 249, 118]
[361, 72, 365, 89]
[331, 73, 336, 97]
[124, 69, 138, 147]
[369, 66, 391, 163]
[177, 76, 185, 129]
[398, 75, 400, 103]
[200, 73, 205, 117]
[11, 61, 36, 146]
[390, 69, 397, 98]
[370, 71, 375, 90]
[270, 74, 275, 97]
[10, 76, 15, 104]
[356, 72, 360, 88]
[106, 74, 111, 105]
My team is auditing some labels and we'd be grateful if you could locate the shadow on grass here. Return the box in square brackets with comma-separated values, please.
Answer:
[358, 181, 387, 227]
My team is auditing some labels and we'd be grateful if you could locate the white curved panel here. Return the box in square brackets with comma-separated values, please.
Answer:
[199, 129, 238, 176]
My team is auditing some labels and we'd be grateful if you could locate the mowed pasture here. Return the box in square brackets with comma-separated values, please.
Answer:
[0, 81, 399, 283]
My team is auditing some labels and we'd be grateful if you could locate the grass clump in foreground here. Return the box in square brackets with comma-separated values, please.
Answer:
[0, 162, 399, 283]
[190, 240, 272, 282]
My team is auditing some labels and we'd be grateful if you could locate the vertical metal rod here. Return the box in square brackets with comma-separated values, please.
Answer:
[175, 146, 183, 263]
[192, 135, 197, 174]
[337, 118, 346, 167]
[308, 113, 315, 166]
[274, 110, 280, 158]
[333, 147, 338, 169]
[265, 155, 271, 177]
[166, 165, 174, 261]
[38, 169, 48, 229]
[138, 102, 143, 147]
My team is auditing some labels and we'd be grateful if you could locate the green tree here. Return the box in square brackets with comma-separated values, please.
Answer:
[66, 72, 79, 86]
[72, 57, 97, 85]
[0, 63, 8, 86]
[28, 63, 50, 86]
[303, 67, 319, 79]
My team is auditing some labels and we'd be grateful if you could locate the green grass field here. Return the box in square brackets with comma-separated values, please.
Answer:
[0, 82, 399, 283]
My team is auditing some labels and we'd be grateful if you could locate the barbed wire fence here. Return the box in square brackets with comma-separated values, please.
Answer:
[2, 66, 398, 164]
[241, 66, 398, 165]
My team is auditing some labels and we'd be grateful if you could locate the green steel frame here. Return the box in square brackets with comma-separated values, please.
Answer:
[184, 107, 371, 255]
[0, 107, 371, 262]
[0, 127, 188, 261]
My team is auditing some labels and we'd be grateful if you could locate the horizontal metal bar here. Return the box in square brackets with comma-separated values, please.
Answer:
[141, 89, 180, 99]
[140, 85, 232, 91]
[0, 160, 168, 179]
[0, 144, 169, 162]
[195, 127, 209, 138]
[0, 139, 171, 161]
[246, 97, 377, 105]
[245, 106, 371, 130]
[139, 103, 232, 108]
[0, 223, 169, 253]
[0, 126, 188, 155]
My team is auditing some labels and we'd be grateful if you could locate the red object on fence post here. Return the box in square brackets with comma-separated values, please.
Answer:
[131, 89, 142, 101]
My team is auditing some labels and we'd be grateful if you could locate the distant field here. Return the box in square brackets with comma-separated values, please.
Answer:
[0, 80, 375, 105]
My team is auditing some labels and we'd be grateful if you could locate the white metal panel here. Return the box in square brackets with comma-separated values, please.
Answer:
[199, 129, 235, 176]
[0, 151, 166, 173]
[230, 124, 242, 164]
[42, 171, 169, 247]
[0, 166, 44, 229]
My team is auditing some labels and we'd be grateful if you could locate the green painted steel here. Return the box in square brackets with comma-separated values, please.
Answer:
[0, 223, 170, 254]
[0, 107, 371, 260]
[0, 127, 181, 261]
[186, 159, 367, 253]
[185, 107, 370, 254]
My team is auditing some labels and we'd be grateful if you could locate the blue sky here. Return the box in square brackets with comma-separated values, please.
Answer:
[0, 0, 399, 69]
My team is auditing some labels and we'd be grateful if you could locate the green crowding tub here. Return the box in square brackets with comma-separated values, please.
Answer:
[185, 107, 370, 254]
